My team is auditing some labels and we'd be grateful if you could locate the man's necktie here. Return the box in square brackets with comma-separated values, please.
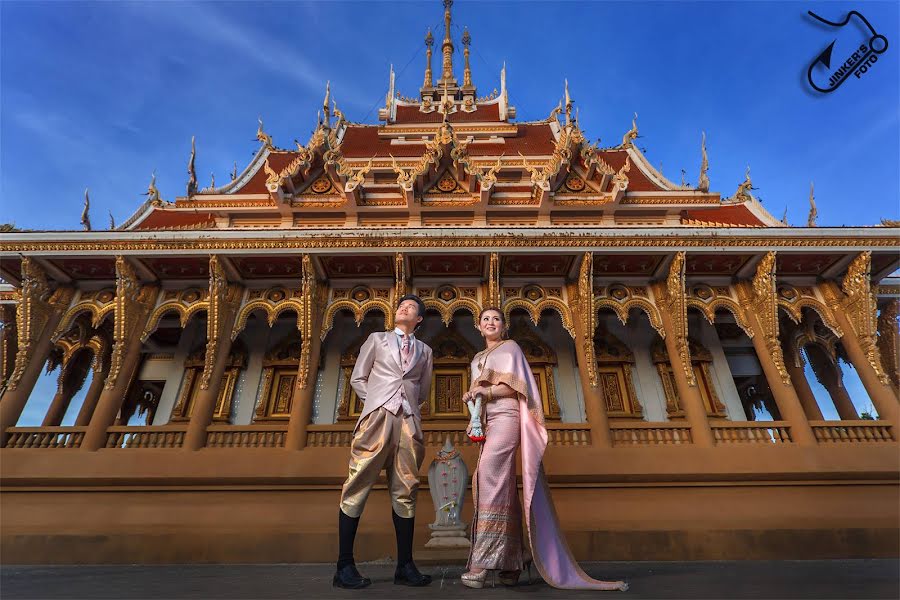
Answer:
[401, 334, 411, 371]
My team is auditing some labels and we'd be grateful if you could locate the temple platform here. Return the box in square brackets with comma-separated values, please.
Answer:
[2, 559, 898, 599]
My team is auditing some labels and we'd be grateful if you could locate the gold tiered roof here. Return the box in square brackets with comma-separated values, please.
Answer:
[114, 1, 784, 232]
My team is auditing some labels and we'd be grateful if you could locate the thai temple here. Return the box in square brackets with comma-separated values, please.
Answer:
[1, 1, 897, 564]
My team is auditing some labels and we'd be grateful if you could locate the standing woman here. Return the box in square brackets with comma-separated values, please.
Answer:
[460, 308, 628, 591]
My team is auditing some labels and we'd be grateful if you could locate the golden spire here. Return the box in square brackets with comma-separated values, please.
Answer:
[187, 136, 198, 196]
[697, 131, 710, 192]
[423, 29, 434, 88]
[440, 0, 456, 85]
[462, 27, 472, 88]
[807, 181, 818, 227]
[81, 188, 92, 231]
[323, 80, 331, 127]
[387, 63, 396, 107]
[622, 113, 638, 147]
[256, 118, 273, 149]
[144, 170, 161, 205]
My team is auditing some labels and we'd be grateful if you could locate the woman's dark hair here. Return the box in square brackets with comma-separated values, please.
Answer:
[478, 306, 506, 323]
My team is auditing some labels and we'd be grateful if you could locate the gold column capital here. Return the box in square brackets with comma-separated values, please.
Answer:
[201, 255, 242, 390]
[836, 251, 889, 385]
[655, 252, 695, 386]
[106, 256, 157, 390]
[578, 252, 598, 388]
[737, 251, 790, 385]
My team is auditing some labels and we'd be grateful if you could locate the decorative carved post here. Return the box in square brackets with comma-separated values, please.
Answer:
[487, 252, 501, 309]
[572, 253, 611, 447]
[82, 257, 157, 450]
[286, 255, 324, 450]
[0, 303, 17, 389]
[653, 252, 714, 447]
[0, 259, 71, 446]
[806, 348, 859, 419]
[184, 255, 242, 450]
[820, 253, 899, 426]
[781, 333, 824, 420]
[736, 252, 816, 445]
[42, 351, 93, 426]
[74, 356, 108, 426]
[877, 299, 899, 392]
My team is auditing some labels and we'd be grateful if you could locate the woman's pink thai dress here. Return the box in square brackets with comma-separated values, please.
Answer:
[467, 340, 624, 589]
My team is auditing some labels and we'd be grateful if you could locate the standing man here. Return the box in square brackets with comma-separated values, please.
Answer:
[333, 295, 434, 589]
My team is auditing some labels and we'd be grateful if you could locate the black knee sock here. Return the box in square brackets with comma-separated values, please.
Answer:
[392, 510, 415, 568]
[337, 509, 361, 570]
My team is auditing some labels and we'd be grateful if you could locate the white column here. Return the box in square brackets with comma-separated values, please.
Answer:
[153, 319, 201, 425]
[695, 316, 746, 420]
[233, 319, 271, 425]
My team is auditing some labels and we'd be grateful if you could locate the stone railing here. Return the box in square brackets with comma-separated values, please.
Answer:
[206, 424, 287, 448]
[546, 423, 592, 446]
[4, 426, 86, 449]
[711, 421, 792, 444]
[305, 423, 355, 447]
[105, 425, 187, 449]
[809, 420, 895, 443]
[610, 422, 693, 446]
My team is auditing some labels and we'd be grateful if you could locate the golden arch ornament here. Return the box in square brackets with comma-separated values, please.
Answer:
[320, 289, 393, 341]
[593, 284, 665, 339]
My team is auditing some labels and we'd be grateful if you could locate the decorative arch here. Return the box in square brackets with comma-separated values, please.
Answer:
[53, 288, 116, 341]
[320, 286, 393, 341]
[231, 287, 304, 339]
[418, 284, 481, 326]
[686, 284, 754, 338]
[502, 284, 575, 338]
[594, 284, 664, 338]
[141, 288, 209, 342]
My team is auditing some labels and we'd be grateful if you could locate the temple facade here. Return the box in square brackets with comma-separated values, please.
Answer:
[1, 1, 898, 564]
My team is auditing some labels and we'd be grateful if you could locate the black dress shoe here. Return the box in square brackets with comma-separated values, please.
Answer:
[394, 561, 432, 586]
[333, 564, 372, 589]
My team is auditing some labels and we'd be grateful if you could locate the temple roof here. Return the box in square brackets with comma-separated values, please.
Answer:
[115, 1, 790, 233]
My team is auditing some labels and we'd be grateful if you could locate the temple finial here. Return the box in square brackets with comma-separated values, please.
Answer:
[108, 210, 115, 230]
[144, 170, 161, 205]
[499, 62, 509, 121]
[781, 206, 789, 226]
[697, 131, 710, 192]
[256, 118, 273, 149]
[423, 30, 434, 88]
[388, 64, 396, 107]
[807, 181, 818, 227]
[564, 79, 572, 126]
[440, 0, 456, 85]
[231, 161, 238, 181]
[462, 27, 472, 88]
[187, 136, 198, 196]
[323, 81, 331, 127]
[622, 112, 638, 147]
[210, 172, 216, 190]
[81, 188, 92, 231]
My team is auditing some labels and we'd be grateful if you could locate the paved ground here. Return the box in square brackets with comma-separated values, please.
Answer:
[2, 559, 897, 599]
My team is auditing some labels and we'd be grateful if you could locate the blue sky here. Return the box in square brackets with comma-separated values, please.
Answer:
[1, 0, 898, 230]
